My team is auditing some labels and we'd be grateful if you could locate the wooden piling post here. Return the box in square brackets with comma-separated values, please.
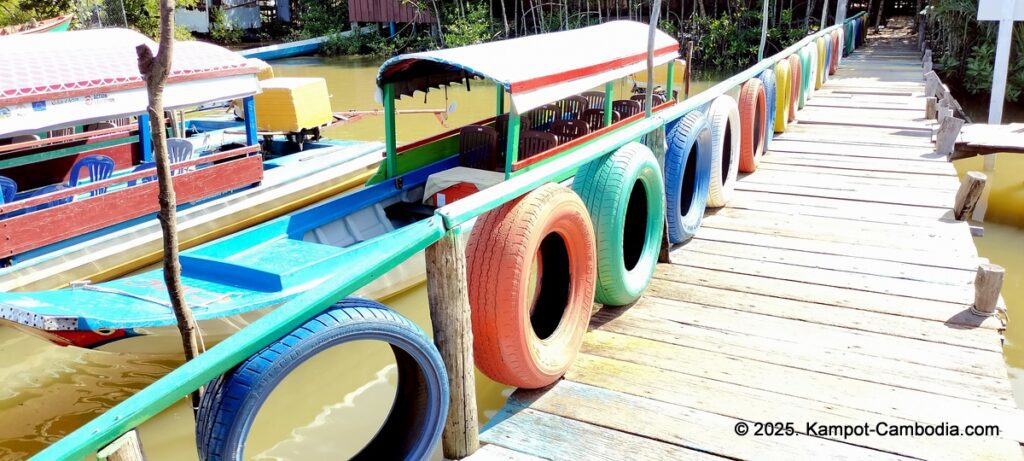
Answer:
[937, 99, 951, 122]
[922, 49, 932, 74]
[953, 171, 987, 221]
[425, 230, 480, 459]
[924, 71, 938, 97]
[935, 116, 964, 158]
[925, 97, 937, 119]
[97, 430, 144, 461]
[972, 264, 1005, 317]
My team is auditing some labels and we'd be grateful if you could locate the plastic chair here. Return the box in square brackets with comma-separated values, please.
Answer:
[630, 93, 667, 109]
[458, 125, 499, 171]
[550, 119, 591, 143]
[495, 113, 531, 154]
[127, 162, 157, 187]
[11, 134, 40, 144]
[69, 155, 116, 197]
[85, 122, 117, 132]
[612, 100, 643, 118]
[518, 131, 558, 160]
[581, 91, 606, 109]
[523, 104, 561, 132]
[48, 127, 75, 138]
[0, 176, 17, 204]
[555, 96, 588, 120]
[581, 108, 621, 131]
[167, 138, 197, 175]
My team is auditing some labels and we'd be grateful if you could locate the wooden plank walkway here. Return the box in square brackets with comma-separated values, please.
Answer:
[472, 27, 1024, 461]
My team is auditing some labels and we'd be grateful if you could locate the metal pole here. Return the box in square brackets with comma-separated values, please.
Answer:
[836, 0, 848, 25]
[821, 0, 829, 30]
[758, 0, 769, 61]
[986, 16, 1013, 170]
[645, 0, 662, 117]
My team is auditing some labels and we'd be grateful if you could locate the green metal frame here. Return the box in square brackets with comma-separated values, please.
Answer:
[603, 81, 614, 127]
[383, 83, 398, 178]
[33, 12, 869, 461]
[503, 112, 521, 179]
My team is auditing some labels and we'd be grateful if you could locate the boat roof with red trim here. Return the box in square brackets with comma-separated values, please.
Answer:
[377, 21, 679, 113]
[0, 28, 259, 137]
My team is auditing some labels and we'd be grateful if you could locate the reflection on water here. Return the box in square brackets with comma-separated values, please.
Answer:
[0, 55, 727, 458]
[954, 153, 1024, 407]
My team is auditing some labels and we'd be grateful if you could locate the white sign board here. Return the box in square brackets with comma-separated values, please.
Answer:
[978, 0, 1024, 21]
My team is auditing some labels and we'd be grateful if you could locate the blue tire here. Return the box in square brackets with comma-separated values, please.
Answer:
[665, 111, 712, 244]
[196, 298, 449, 461]
[757, 68, 777, 151]
[823, 34, 832, 82]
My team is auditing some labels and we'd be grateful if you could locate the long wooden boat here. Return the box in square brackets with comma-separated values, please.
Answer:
[0, 29, 381, 292]
[0, 21, 682, 353]
[0, 14, 72, 36]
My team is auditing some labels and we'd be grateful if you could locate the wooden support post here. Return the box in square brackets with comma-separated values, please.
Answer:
[924, 71, 938, 97]
[925, 97, 937, 119]
[658, 221, 672, 264]
[425, 230, 480, 459]
[972, 263, 1005, 317]
[922, 48, 932, 65]
[953, 171, 987, 221]
[935, 116, 964, 158]
[351, 21, 360, 34]
[97, 430, 145, 461]
[937, 99, 951, 122]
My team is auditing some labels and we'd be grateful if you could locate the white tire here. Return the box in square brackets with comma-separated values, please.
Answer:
[806, 45, 817, 100]
[705, 95, 741, 208]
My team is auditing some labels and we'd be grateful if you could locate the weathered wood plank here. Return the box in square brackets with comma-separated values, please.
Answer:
[742, 167, 960, 191]
[694, 226, 984, 270]
[459, 444, 546, 461]
[565, 354, 1022, 460]
[589, 308, 1015, 405]
[682, 238, 975, 286]
[728, 189, 955, 219]
[506, 380, 904, 460]
[480, 407, 722, 461]
[724, 193, 961, 228]
[577, 334, 1024, 443]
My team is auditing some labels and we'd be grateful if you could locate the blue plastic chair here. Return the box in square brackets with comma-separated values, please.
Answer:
[69, 155, 116, 197]
[127, 162, 157, 187]
[0, 176, 16, 204]
[167, 138, 197, 175]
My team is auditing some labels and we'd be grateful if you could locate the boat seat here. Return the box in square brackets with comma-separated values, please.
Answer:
[422, 167, 504, 205]
[180, 238, 347, 292]
[303, 203, 394, 249]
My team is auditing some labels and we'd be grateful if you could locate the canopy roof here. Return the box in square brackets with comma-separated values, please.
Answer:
[377, 21, 679, 113]
[0, 29, 259, 137]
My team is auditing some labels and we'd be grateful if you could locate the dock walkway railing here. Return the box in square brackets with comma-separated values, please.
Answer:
[35, 12, 867, 461]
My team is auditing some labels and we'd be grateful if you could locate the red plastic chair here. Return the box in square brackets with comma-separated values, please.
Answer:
[630, 93, 667, 109]
[518, 131, 558, 160]
[458, 125, 499, 170]
[523, 104, 561, 132]
[555, 96, 588, 120]
[550, 119, 591, 143]
[612, 100, 643, 118]
[581, 108, 621, 131]
[581, 91, 606, 109]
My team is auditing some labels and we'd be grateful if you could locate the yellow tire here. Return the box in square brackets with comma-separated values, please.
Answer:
[773, 60, 791, 134]
[815, 37, 827, 90]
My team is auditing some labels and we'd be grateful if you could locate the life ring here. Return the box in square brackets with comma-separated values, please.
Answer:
[757, 68, 777, 150]
[737, 79, 767, 173]
[798, 47, 813, 109]
[467, 182, 596, 388]
[815, 37, 826, 90]
[703, 95, 741, 207]
[665, 111, 712, 243]
[573, 142, 664, 306]
[196, 298, 448, 461]
[773, 59, 791, 133]
[787, 54, 802, 122]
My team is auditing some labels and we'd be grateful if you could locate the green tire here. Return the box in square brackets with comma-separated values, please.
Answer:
[573, 142, 665, 306]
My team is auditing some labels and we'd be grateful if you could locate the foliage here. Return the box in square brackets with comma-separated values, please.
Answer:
[299, 0, 349, 38]
[686, 7, 810, 70]
[209, 7, 242, 44]
[321, 29, 436, 58]
[120, 0, 194, 40]
[443, 1, 493, 47]
[0, 0, 74, 27]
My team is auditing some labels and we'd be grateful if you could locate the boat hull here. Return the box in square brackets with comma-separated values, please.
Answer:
[0, 141, 384, 292]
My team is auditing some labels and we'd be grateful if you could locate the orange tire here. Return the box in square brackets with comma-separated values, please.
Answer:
[787, 54, 802, 122]
[466, 182, 597, 389]
[830, 31, 841, 75]
[738, 78, 767, 173]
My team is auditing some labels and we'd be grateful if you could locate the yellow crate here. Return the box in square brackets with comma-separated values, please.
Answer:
[254, 77, 333, 133]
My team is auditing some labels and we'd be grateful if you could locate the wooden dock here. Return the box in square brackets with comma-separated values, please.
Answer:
[472, 28, 1024, 460]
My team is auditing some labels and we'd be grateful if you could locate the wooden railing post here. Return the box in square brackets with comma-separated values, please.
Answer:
[97, 430, 145, 461]
[925, 97, 938, 119]
[972, 264, 1005, 317]
[924, 71, 938, 97]
[425, 230, 480, 459]
[935, 116, 964, 158]
[953, 171, 987, 221]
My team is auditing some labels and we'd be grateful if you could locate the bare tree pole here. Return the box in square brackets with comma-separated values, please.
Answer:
[499, 0, 510, 36]
[875, 0, 885, 31]
[805, 0, 814, 30]
[136, 0, 204, 413]
[758, 0, 769, 61]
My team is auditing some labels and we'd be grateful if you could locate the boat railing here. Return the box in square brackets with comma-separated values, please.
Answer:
[33, 12, 866, 460]
[0, 144, 262, 259]
[0, 125, 136, 155]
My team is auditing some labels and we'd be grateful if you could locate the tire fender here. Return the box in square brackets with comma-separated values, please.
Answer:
[705, 95, 741, 208]
[737, 79, 767, 174]
[665, 111, 713, 244]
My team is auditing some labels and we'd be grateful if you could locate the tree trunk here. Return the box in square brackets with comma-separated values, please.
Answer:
[499, 0, 510, 36]
[805, 0, 813, 30]
[875, 0, 885, 31]
[135, 0, 204, 414]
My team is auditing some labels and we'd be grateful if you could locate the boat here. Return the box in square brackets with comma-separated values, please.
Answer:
[0, 14, 72, 36]
[0, 29, 385, 292]
[0, 21, 683, 354]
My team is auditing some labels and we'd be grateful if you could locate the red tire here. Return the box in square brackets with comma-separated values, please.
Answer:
[737, 78, 767, 173]
[466, 183, 597, 389]
[787, 54, 802, 123]
[830, 31, 841, 75]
